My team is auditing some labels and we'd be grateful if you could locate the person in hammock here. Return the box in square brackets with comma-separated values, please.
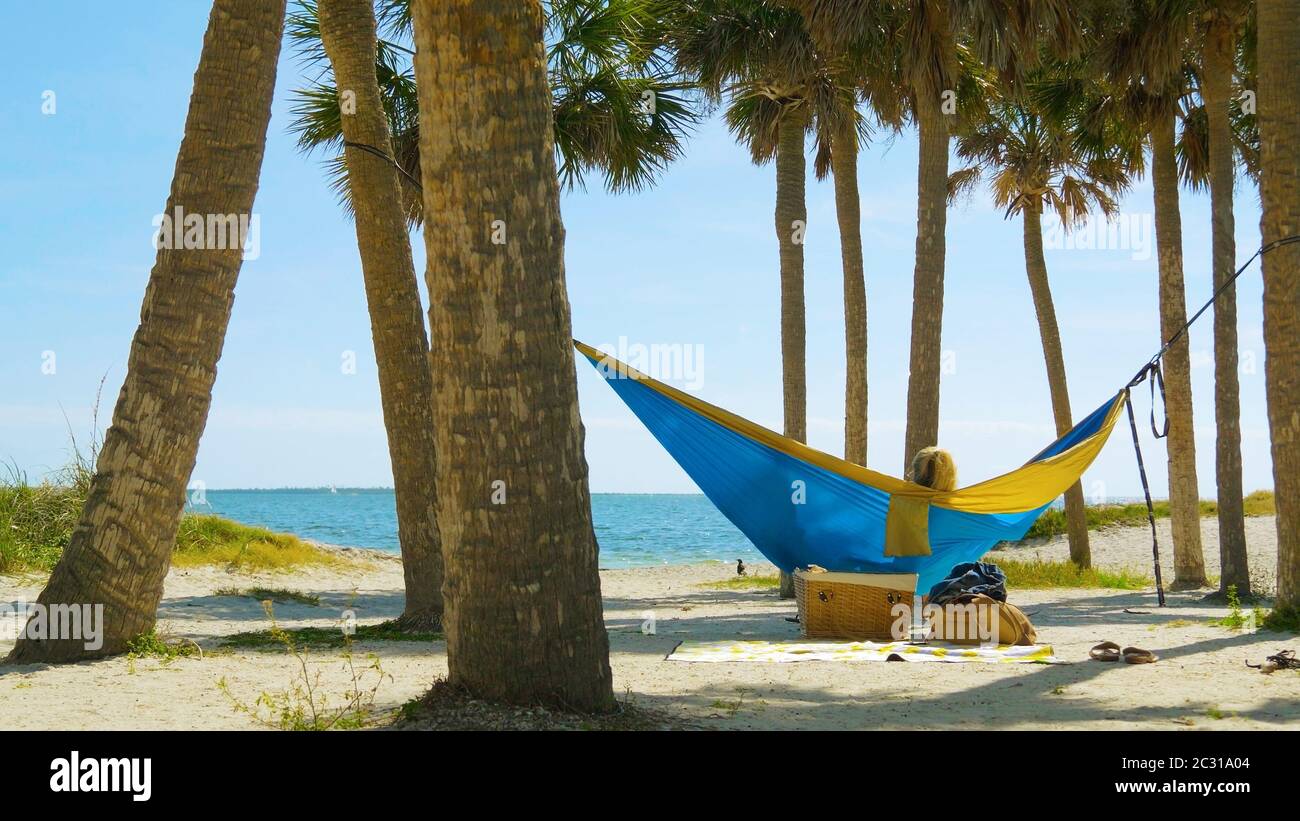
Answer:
[909, 447, 957, 492]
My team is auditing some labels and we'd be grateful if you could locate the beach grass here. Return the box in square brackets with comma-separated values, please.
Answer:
[214, 586, 322, 606]
[173, 514, 339, 571]
[1021, 490, 1274, 540]
[988, 557, 1152, 590]
[0, 465, 89, 573]
[698, 574, 782, 590]
[1261, 606, 1300, 634]
[222, 621, 441, 650]
[0, 475, 340, 574]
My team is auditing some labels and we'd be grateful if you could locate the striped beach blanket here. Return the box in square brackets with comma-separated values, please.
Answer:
[667, 639, 1061, 664]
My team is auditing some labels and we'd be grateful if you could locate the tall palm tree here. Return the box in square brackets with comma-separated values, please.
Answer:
[948, 78, 1132, 568]
[667, 0, 824, 598]
[1200, 1, 1252, 598]
[7, 0, 287, 663]
[1257, 0, 1300, 612]
[809, 22, 904, 469]
[1091, 0, 1207, 589]
[831, 119, 870, 466]
[312, 0, 444, 628]
[793, 0, 1078, 471]
[409, 0, 614, 711]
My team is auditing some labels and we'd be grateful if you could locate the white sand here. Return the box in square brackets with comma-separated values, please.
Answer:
[1, 516, 1296, 730]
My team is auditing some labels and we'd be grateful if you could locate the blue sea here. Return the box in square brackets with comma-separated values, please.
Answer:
[187, 489, 763, 569]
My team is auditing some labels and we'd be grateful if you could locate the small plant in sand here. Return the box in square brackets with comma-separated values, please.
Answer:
[218, 601, 391, 730]
[1210, 585, 1265, 631]
[125, 629, 202, 673]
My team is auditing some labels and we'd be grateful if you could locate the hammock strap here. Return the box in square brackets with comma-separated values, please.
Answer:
[1124, 385, 1167, 607]
[342, 140, 424, 192]
[1149, 360, 1169, 440]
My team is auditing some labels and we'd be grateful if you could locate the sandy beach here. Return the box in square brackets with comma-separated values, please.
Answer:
[1, 516, 1296, 731]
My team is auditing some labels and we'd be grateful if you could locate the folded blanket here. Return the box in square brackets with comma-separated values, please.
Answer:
[666, 639, 1061, 664]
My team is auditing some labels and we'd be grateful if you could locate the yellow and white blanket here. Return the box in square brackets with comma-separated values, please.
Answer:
[667, 639, 1061, 664]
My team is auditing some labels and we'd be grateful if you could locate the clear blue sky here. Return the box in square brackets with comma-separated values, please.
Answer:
[0, 3, 1275, 500]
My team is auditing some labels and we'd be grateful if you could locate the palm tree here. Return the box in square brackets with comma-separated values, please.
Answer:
[811, 24, 904, 469]
[792, 0, 1079, 471]
[310, 0, 444, 628]
[1091, 0, 1207, 589]
[409, 0, 614, 711]
[667, 0, 825, 598]
[7, 0, 287, 663]
[948, 78, 1132, 568]
[1257, 0, 1300, 612]
[1199, 1, 1252, 598]
[831, 119, 869, 466]
[288, 0, 697, 624]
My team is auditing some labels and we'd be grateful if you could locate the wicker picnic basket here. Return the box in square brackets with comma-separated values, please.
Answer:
[793, 569, 920, 641]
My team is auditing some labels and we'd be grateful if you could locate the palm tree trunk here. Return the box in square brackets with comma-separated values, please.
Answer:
[833, 123, 868, 467]
[902, 92, 950, 470]
[317, 0, 443, 628]
[6, 0, 286, 664]
[775, 108, 808, 600]
[1151, 112, 1208, 589]
[1204, 16, 1250, 598]
[1023, 205, 1091, 567]
[409, 0, 614, 711]
[1257, 0, 1300, 610]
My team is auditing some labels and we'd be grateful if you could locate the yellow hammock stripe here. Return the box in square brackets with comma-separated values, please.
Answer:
[576, 340, 1126, 515]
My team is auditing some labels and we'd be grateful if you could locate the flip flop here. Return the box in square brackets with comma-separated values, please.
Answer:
[1122, 646, 1158, 664]
[1090, 641, 1121, 662]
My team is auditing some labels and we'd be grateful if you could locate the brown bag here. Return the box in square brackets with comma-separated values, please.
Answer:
[928, 593, 1037, 646]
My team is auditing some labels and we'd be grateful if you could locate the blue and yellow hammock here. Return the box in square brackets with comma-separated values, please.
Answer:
[577, 341, 1127, 591]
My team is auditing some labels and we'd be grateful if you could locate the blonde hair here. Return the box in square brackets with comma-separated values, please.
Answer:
[910, 447, 957, 492]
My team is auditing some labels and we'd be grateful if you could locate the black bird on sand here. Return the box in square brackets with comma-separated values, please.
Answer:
[736, 559, 746, 576]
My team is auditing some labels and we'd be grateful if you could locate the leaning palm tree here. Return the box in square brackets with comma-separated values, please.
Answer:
[793, 0, 1079, 471]
[948, 77, 1133, 569]
[1090, 0, 1208, 589]
[308, 0, 444, 629]
[288, 0, 696, 624]
[667, 0, 826, 598]
[409, 0, 614, 711]
[1257, 0, 1300, 612]
[7, 0, 287, 663]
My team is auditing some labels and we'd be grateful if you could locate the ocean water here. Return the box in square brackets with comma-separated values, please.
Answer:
[188, 489, 762, 569]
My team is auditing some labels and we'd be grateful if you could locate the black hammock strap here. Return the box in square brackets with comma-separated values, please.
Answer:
[1120, 233, 1300, 607]
[342, 140, 424, 192]
[1125, 378, 1167, 608]
[1149, 361, 1168, 440]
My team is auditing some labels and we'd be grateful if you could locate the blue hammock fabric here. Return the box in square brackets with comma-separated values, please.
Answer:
[578, 342, 1126, 591]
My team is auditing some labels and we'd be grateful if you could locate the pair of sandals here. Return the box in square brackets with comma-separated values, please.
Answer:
[1090, 641, 1157, 664]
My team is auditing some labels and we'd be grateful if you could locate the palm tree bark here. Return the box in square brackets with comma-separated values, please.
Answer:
[776, 108, 808, 599]
[7, 0, 286, 664]
[1204, 15, 1249, 598]
[1257, 0, 1300, 610]
[1151, 111, 1208, 589]
[903, 92, 950, 470]
[317, 0, 443, 628]
[409, 0, 614, 711]
[833, 123, 868, 467]
[1023, 205, 1091, 567]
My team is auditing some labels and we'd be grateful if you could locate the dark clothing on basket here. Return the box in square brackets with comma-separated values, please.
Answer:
[927, 562, 1007, 606]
